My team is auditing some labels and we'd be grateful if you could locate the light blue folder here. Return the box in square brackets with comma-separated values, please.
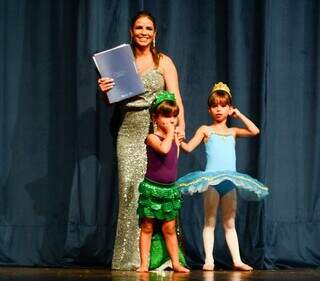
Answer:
[93, 44, 145, 103]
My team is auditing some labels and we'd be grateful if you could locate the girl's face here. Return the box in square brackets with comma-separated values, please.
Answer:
[155, 114, 178, 132]
[208, 104, 231, 123]
[130, 16, 156, 48]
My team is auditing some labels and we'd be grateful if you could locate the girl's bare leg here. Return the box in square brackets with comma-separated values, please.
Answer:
[220, 190, 253, 271]
[162, 219, 189, 273]
[137, 218, 154, 272]
[202, 188, 219, 271]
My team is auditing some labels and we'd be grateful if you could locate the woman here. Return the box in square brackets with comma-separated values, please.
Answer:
[98, 10, 185, 270]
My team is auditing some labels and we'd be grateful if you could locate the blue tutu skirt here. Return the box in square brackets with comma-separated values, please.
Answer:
[176, 170, 268, 201]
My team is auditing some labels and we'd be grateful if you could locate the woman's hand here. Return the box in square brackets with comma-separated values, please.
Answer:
[98, 77, 115, 93]
[175, 126, 185, 140]
[177, 133, 185, 144]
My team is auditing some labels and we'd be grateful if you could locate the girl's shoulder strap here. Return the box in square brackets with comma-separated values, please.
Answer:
[207, 126, 215, 136]
[203, 126, 215, 143]
[227, 127, 237, 138]
[153, 133, 164, 140]
[146, 133, 162, 144]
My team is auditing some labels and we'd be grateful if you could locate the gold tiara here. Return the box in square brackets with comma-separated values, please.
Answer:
[211, 82, 232, 97]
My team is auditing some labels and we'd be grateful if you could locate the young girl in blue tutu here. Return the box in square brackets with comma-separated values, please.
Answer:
[136, 91, 189, 273]
[177, 82, 268, 271]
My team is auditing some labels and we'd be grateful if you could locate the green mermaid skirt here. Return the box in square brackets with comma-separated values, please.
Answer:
[137, 179, 187, 269]
[137, 179, 182, 221]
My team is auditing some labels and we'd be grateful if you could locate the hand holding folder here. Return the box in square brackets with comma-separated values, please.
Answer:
[93, 44, 145, 103]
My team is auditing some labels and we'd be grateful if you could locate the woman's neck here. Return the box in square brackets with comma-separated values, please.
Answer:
[134, 45, 152, 57]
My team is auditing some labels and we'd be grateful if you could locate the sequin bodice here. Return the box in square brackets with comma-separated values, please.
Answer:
[122, 69, 165, 109]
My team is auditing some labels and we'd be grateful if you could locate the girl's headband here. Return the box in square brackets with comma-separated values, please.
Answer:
[150, 91, 176, 113]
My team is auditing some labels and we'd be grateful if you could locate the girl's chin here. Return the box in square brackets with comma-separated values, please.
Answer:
[215, 118, 226, 123]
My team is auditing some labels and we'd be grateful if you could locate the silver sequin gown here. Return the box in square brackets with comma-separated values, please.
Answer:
[112, 69, 165, 270]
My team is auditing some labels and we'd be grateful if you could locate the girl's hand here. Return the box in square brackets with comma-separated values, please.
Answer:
[98, 77, 115, 93]
[230, 107, 241, 119]
[164, 123, 175, 136]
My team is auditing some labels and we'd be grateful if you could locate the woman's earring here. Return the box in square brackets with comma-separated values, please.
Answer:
[153, 38, 156, 48]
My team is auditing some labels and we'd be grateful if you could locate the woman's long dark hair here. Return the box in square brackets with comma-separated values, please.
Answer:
[130, 10, 161, 67]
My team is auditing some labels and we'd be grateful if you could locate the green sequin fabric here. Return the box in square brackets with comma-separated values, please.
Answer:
[149, 233, 187, 270]
[137, 179, 182, 221]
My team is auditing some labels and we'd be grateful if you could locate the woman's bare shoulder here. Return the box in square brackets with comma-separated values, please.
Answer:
[159, 53, 175, 68]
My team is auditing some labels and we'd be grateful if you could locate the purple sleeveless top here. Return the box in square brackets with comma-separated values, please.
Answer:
[145, 135, 178, 184]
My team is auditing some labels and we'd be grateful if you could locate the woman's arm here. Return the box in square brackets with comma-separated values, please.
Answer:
[231, 108, 260, 137]
[180, 126, 206, 152]
[161, 55, 186, 137]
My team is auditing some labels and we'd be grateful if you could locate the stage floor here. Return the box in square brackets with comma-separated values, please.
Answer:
[0, 267, 320, 281]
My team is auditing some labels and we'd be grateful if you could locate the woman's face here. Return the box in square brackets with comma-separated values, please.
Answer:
[130, 16, 156, 48]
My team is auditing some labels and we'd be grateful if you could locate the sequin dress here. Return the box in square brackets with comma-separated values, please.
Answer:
[112, 69, 164, 270]
[177, 127, 269, 200]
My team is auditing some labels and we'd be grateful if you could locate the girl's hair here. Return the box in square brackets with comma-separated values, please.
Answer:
[153, 100, 179, 118]
[208, 90, 233, 107]
[130, 10, 161, 67]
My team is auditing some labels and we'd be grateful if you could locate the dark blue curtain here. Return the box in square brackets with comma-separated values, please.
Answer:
[0, 0, 319, 268]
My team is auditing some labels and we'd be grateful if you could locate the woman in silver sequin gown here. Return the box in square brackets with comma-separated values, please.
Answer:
[98, 11, 185, 270]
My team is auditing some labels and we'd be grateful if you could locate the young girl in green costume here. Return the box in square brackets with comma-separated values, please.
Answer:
[136, 91, 189, 273]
